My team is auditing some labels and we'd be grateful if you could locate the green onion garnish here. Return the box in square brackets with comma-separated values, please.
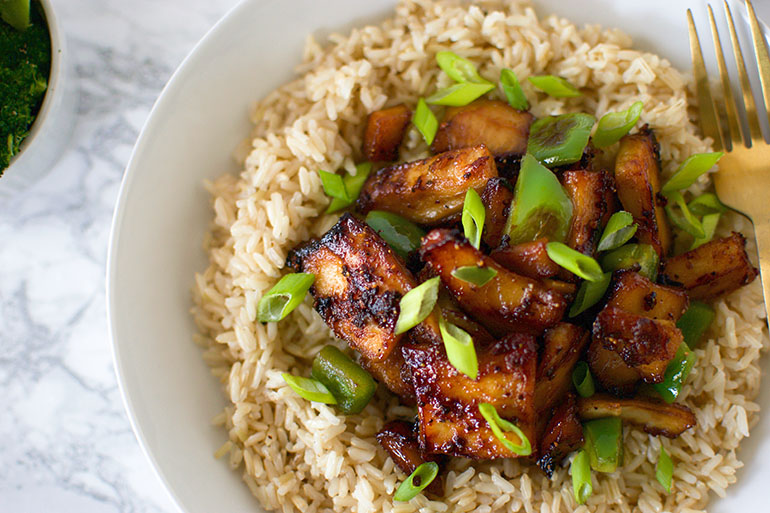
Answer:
[326, 162, 373, 213]
[546, 242, 604, 282]
[505, 154, 573, 245]
[690, 213, 720, 249]
[435, 51, 491, 85]
[664, 190, 705, 239]
[527, 113, 596, 167]
[600, 243, 659, 281]
[651, 341, 697, 404]
[257, 273, 315, 322]
[311, 345, 376, 414]
[583, 417, 623, 473]
[592, 101, 644, 148]
[461, 188, 485, 249]
[393, 462, 439, 501]
[656, 446, 674, 493]
[478, 402, 532, 456]
[569, 271, 611, 317]
[676, 301, 715, 347]
[413, 98, 438, 145]
[438, 315, 478, 380]
[571, 449, 593, 505]
[394, 277, 440, 335]
[500, 68, 529, 110]
[281, 374, 338, 404]
[527, 75, 582, 97]
[318, 170, 350, 203]
[572, 361, 596, 398]
[451, 265, 497, 286]
[688, 192, 728, 216]
[426, 82, 496, 107]
[597, 211, 638, 252]
[662, 152, 724, 193]
[366, 210, 426, 259]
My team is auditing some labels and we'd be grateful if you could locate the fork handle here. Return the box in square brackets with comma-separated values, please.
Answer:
[751, 221, 770, 327]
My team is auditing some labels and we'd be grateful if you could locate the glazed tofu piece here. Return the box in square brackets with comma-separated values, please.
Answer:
[357, 145, 498, 225]
[592, 306, 682, 384]
[561, 169, 616, 257]
[607, 270, 689, 322]
[577, 393, 696, 438]
[359, 347, 415, 403]
[534, 323, 589, 414]
[363, 104, 412, 162]
[537, 395, 584, 476]
[287, 213, 415, 363]
[587, 336, 643, 396]
[614, 127, 672, 257]
[403, 333, 537, 459]
[660, 232, 758, 300]
[490, 238, 560, 280]
[480, 177, 514, 248]
[376, 420, 444, 496]
[420, 229, 569, 336]
[431, 100, 534, 157]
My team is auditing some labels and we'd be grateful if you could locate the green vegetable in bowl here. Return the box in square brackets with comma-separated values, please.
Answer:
[527, 113, 596, 167]
[311, 345, 376, 414]
[583, 417, 623, 473]
[600, 243, 659, 281]
[1, 0, 30, 31]
[365, 210, 426, 259]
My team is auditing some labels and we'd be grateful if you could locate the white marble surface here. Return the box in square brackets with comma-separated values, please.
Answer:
[0, 1, 233, 512]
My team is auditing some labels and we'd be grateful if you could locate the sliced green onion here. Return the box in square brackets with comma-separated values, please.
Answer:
[546, 242, 604, 282]
[688, 192, 728, 216]
[505, 154, 573, 244]
[664, 190, 705, 239]
[656, 446, 674, 493]
[257, 273, 315, 322]
[413, 98, 438, 145]
[435, 51, 491, 85]
[426, 82, 496, 107]
[394, 277, 440, 335]
[527, 113, 596, 167]
[393, 462, 439, 501]
[572, 361, 596, 398]
[310, 345, 376, 414]
[592, 101, 644, 148]
[500, 68, 529, 110]
[528, 75, 582, 97]
[462, 188, 485, 249]
[600, 243, 659, 281]
[662, 152, 724, 193]
[326, 162, 373, 213]
[438, 315, 478, 380]
[652, 341, 697, 404]
[451, 265, 497, 286]
[690, 212, 720, 249]
[676, 301, 715, 347]
[569, 271, 611, 317]
[366, 210, 426, 259]
[281, 374, 337, 404]
[318, 170, 350, 202]
[571, 449, 593, 505]
[0, 0, 30, 31]
[478, 402, 532, 456]
[597, 211, 638, 252]
[583, 417, 623, 473]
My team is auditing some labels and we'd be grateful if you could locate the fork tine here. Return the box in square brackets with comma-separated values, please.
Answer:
[709, 4, 744, 148]
[688, 9, 724, 150]
[724, 1, 763, 143]
[746, 0, 770, 127]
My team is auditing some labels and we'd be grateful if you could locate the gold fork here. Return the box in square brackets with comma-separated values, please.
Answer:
[688, 0, 770, 319]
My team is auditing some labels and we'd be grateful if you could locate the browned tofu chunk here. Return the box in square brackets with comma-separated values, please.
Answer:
[357, 145, 498, 225]
[480, 177, 514, 248]
[403, 333, 537, 459]
[376, 421, 444, 496]
[287, 213, 414, 363]
[614, 127, 671, 257]
[534, 323, 589, 414]
[537, 395, 584, 476]
[607, 270, 689, 322]
[431, 100, 534, 156]
[561, 169, 616, 257]
[592, 306, 682, 383]
[363, 104, 412, 162]
[587, 336, 642, 396]
[359, 347, 415, 403]
[420, 229, 569, 336]
[660, 232, 758, 300]
[490, 238, 560, 280]
[577, 393, 696, 438]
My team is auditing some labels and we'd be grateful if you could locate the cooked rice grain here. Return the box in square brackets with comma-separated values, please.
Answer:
[191, 1, 769, 511]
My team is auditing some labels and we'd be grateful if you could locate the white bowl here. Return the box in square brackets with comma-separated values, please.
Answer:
[108, 1, 770, 512]
[0, 0, 78, 198]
